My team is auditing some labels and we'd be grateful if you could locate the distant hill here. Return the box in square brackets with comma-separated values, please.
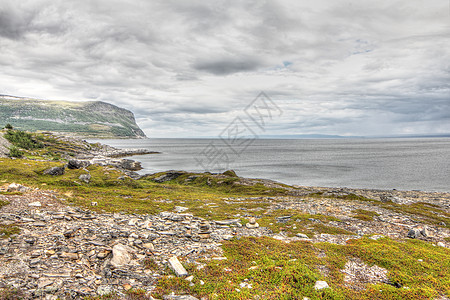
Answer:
[0, 95, 146, 139]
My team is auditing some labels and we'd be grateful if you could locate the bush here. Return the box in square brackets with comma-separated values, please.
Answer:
[8, 146, 24, 158]
[4, 123, 13, 130]
[4, 129, 43, 150]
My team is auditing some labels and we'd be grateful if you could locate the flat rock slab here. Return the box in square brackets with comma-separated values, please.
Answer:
[163, 296, 199, 300]
[168, 256, 188, 277]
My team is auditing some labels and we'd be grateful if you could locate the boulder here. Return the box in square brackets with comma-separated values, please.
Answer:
[110, 244, 134, 267]
[120, 159, 142, 171]
[153, 171, 186, 183]
[7, 183, 29, 193]
[407, 228, 422, 239]
[79, 174, 91, 183]
[67, 160, 91, 169]
[246, 217, 259, 228]
[314, 281, 329, 290]
[44, 166, 65, 176]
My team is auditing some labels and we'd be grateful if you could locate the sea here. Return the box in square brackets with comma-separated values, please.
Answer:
[94, 138, 450, 193]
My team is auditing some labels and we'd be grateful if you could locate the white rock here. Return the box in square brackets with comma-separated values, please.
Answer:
[246, 222, 259, 228]
[97, 285, 113, 296]
[314, 280, 329, 290]
[28, 201, 42, 207]
[7, 183, 29, 193]
[168, 256, 188, 277]
[110, 244, 133, 267]
[174, 206, 189, 213]
[296, 233, 309, 239]
[143, 243, 155, 251]
[128, 218, 139, 226]
[437, 242, 445, 247]
[222, 234, 234, 240]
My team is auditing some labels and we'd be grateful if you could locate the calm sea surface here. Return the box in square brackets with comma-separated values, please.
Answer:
[95, 138, 450, 192]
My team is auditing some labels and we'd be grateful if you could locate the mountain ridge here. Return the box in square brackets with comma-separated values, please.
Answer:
[0, 95, 146, 139]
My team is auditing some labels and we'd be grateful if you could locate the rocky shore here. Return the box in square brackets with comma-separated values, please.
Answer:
[1, 182, 449, 299]
[0, 133, 449, 299]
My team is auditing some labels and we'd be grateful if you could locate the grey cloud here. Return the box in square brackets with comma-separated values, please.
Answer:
[0, 4, 35, 39]
[193, 56, 265, 75]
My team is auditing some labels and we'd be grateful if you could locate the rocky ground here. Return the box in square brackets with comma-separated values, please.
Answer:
[1, 183, 449, 299]
[0, 132, 11, 158]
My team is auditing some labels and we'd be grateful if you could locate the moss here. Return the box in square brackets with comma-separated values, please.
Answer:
[0, 287, 27, 300]
[0, 199, 9, 209]
[0, 224, 20, 239]
[153, 236, 450, 299]
[223, 170, 237, 177]
[351, 209, 379, 221]
[143, 258, 159, 270]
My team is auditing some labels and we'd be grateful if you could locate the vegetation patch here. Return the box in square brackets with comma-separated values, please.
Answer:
[153, 236, 450, 299]
[4, 129, 43, 150]
[0, 287, 27, 300]
[351, 209, 379, 221]
[0, 223, 20, 239]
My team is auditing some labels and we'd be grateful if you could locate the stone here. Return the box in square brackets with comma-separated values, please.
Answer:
[407, 228, 421, 239]
[276, 216, 292, 223]
[67, 159, 91, 169]
[198, 220, 211, 236]
[60, 252, 79, 260]
[296, 233, 309, 239]
[153, 171, 186, 183]
[215, 219, 240, 225]
[28, 201, 42, 207]
[97, 285, 113, 296]
[97, 250, 110, 259]
[437, 242, 445, 247]
[420, 226, 430, 237]
[314, 280, 329, 290]
[44, 166, 65, 176]
[174, 206, 189, 213]
[79, 174, 91, 183]
[120, 159, 142, 171]
[246, 217, 259, 228]
[7, 183, 29, 193]
[168, 256, 188, 277]
[143, 243, 155, 251]
[110, 244, 133, 267]
[163, 295, 199, 300]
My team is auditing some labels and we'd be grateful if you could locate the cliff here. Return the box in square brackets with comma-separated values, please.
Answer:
[0, 95, 146, 138]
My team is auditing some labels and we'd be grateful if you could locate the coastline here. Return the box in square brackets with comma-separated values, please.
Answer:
[0, 133, 449, 299]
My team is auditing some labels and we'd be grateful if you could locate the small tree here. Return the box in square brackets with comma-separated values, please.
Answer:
[8, 146, 24, 158]
[4, 123, 13, 130]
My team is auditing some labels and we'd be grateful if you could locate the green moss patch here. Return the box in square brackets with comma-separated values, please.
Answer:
[153, 236, 450, 299]
[351, 209, 380, 221]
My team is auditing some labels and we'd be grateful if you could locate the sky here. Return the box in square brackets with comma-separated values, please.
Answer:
[0, 0, 449, 138]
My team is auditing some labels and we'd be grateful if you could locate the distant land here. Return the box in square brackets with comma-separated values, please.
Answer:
[0, 95, 146, 139]
[191, 134, 450, 139]
[258, 134, 450, 139]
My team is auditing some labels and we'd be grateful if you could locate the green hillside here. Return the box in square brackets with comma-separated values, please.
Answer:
[0, 95, 146, 138]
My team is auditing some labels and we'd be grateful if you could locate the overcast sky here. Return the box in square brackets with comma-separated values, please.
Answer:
[0, 0, 449, 137]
